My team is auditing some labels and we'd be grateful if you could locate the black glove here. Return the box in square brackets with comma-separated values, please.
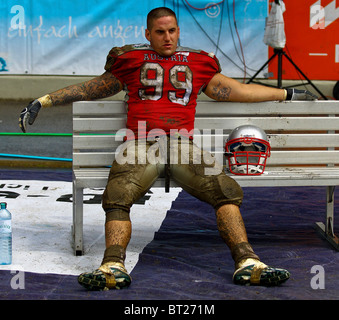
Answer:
[286, 88, 318, 101]
[19, 99, 42, 133]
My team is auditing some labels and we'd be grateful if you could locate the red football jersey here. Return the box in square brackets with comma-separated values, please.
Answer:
[105, 44, 221, 138]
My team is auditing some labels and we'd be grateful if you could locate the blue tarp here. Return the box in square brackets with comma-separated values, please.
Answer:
[0, 169, 338, 302]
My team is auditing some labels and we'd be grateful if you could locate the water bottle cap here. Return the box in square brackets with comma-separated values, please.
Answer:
[0, 202, 7, 209]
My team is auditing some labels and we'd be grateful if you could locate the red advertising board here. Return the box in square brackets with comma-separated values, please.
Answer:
[268, 0, 339, 80]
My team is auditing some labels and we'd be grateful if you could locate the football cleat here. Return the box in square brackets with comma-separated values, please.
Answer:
[233, 260, 290, 286]
[78, 262, 131, 291]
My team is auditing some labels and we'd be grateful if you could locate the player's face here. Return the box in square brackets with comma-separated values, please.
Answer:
[145, 16, 180, 57]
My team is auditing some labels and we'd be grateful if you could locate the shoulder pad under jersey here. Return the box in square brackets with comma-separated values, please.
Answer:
[175, 46, 202, 54]
[110, 44, 151, 56]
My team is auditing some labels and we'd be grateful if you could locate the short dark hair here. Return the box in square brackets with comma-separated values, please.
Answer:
[147, 7, 178, 30]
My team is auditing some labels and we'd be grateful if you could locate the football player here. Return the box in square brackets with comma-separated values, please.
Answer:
[19, 7, 317, 290]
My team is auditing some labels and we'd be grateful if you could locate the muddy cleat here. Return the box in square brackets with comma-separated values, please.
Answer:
[78, 262, 131, 291]
[233, 259, 290, 286]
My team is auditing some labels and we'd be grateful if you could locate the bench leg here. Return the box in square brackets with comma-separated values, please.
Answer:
[73, 180, 84, 256]
[315, 186, 339, 251]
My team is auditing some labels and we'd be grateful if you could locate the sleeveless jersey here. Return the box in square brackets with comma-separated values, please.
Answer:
[104, 44, 221, 138]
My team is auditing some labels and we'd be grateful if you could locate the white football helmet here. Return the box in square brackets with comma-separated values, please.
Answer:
[225, 125, 271, 175]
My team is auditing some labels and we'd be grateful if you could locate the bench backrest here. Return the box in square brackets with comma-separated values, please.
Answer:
[72, 100, 339, 169]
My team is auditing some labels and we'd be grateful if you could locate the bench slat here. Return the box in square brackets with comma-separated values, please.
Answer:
[193, 133, 339, 149]
[267, 134, 339, 148]
[268, 150, 339, 164]
[73, 100, 339, 116]
[194, 117, 339, 131]
[73, 152, 115, 166]
[73, 166, 339, 189]
[195, 100, 339, 115]
[73, 116, 338, 132]
[73, 133, 339, 150]
[73, 118, 126, 132]
[73, 101, 127, 115]
[73, 134, 125, 149]
[72, 150, 339, 166]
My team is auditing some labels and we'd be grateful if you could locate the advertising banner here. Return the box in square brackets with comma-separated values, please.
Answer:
[0, 0, 268, 77]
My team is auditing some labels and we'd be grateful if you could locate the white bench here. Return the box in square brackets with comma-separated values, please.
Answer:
[72, 100, 339, 256]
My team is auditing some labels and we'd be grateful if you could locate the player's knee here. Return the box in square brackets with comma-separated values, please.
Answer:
[101, 183, 133, 222]
[214, 174, 244, 209]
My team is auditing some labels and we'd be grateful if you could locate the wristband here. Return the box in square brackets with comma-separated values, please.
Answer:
[37, 94, 53, 108]
[285, 88, 293, 101]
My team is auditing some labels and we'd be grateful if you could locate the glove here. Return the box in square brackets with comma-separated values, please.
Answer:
[19, 99, 42, 133]
[285, 88, 318, 101]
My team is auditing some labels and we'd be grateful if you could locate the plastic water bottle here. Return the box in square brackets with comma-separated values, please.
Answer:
[0, 202, 12, 265]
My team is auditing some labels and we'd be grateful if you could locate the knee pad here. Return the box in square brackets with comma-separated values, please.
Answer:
[203, 173, 243, 211]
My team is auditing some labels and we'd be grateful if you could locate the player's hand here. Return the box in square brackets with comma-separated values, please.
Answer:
[286, 88, 318, 101]
[19, 99, 42, 133]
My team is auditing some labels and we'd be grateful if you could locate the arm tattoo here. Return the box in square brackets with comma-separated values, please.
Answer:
[49, 73, 122, 106]
[211, 81, 232, 101]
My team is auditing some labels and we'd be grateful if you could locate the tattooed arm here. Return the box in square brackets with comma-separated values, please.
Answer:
[204, 73, 286, 102]
[19, 72, 123, 132]
[48, 71, 123, 106]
